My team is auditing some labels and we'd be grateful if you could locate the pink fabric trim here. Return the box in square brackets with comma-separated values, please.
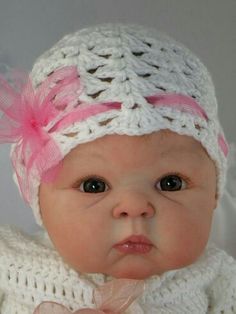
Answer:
[50, 102, 121, 132]
[146, 93, 208, 120]
[146, 94, 230, 156]
[218, 134, 229, 157]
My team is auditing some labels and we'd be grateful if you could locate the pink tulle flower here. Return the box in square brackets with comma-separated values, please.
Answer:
[0, 66, 121, 203]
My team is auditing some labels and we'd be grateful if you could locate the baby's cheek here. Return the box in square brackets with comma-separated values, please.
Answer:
[157, 209, 212, 269]
[56, 218, 112, 272]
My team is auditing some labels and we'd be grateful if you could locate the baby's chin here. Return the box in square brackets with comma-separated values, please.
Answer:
[108, 271, 155, 280]
[70, 256, 164, 280]
[104, 264, 160, 280]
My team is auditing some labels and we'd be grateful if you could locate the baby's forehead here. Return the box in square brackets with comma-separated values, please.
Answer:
[65, 131, 209, 163]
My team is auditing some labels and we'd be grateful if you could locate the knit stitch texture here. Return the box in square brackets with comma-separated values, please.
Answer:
[1, 225, 236, 313]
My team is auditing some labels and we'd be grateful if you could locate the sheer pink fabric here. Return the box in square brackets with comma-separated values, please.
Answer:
[0, 66, 121, 203]
[33, 279, 145, 314]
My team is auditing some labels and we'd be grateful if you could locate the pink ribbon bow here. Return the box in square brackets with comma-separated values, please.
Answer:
[33, 279, 145, 314]
[0, 66, 121, 203]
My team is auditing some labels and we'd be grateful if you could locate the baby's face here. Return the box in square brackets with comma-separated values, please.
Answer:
[39, 130, 217, 279]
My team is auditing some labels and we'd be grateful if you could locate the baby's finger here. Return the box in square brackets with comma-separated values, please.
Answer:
[74, 310, 105, 314]
[33, 301, 71, 314]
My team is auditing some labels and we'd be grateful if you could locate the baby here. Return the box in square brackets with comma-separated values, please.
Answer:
[0, 23, 236, 313]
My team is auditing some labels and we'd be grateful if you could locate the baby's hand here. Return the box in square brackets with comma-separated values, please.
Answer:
[33, 302, 106, 314]
[76, 310, 111, 314]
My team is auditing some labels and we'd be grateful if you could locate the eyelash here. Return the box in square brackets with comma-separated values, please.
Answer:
[74, 172, 191, 193]
[74, 175, 111, 189]
[161, 171, 190, 182]
[156, 172, 192, 190]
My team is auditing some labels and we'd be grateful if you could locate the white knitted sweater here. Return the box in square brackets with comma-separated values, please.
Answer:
[1, 225, 236, 314]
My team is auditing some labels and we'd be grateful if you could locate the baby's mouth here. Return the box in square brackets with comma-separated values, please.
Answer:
[113, 235, 153, 254]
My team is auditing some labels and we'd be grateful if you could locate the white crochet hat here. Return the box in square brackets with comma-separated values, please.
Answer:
[8, 23, 228, 225]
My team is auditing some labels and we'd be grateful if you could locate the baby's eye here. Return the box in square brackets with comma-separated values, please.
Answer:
[79, 177, 109, 193]
[156, 174, 187, 192]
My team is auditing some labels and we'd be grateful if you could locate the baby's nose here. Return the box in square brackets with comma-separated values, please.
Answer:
[112, 190, 155, 219]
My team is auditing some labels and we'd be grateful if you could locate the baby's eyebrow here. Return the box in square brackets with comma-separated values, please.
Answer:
[79, 151, 107, 160]
[160, 148, 207, 160]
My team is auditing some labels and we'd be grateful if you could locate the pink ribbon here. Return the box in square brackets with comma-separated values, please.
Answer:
[0, 66, 121, 203]
[33, 279, 145, 314]
[146, 93, 228, 157]
[146, 94, 208, 120]
[218, 133, 229, 158]
[0, 66, 228, 203]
